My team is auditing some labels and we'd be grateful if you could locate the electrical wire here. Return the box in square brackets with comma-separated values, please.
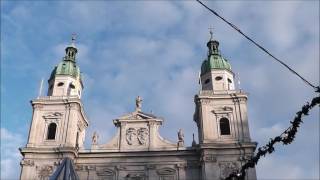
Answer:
[196, 0, 319, 92]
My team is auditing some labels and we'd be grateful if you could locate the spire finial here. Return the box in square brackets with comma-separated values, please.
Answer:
[192, 133, 196, 147]
[208, 27, 214, 40]
[207, 27, 220, 55]
[71, 33, 77, 47]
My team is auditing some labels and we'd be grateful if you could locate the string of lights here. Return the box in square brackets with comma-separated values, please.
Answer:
[224, 95, 320, 180]
[196, 0, 319, 92]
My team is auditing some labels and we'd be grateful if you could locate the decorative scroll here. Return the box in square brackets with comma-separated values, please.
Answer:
[42, 112, 63, 119]
[126, 172, 145, 180]
[202, 154, 217, 162]
[20, 159, 34, 166]
[156, 168, 176, 175]
[126, 128, 137, 145]
[137, 128, 148, 145]
[96, 168, 115, 176]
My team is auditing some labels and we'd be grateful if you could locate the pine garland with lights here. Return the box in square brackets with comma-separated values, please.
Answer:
[226, 95, 320, 180]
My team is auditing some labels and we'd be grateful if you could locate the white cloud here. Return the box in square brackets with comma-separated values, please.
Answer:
[1, 128, 24, 180]
[2, 1, 319, 179]
[125, 1, 183, 34]
[257, 155, 304, 179]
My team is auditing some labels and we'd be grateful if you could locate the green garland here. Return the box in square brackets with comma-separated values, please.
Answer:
[226, 94, 320, 180]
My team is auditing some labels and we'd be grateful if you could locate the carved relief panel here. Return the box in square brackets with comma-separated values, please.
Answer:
[125, 127, 149, 146]
[96, 168, 115, 180]
[125, 172, 146, 180]
[219, 162, 239, 180]
[36, 165, 53, 180]
[157, 168, 177, 180]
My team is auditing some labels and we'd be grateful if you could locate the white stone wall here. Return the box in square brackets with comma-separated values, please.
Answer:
[201, 69, 235, 91]
[48, 75, 82, 98]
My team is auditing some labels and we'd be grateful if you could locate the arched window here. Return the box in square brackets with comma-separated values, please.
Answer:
[220, 118, 231, 135]
[47, 123, 57, 140]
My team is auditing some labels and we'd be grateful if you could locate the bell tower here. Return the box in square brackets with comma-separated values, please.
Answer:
[20, 36, 88, 180]
[47, 35, 83, 98]
[194, 31, 257, 180]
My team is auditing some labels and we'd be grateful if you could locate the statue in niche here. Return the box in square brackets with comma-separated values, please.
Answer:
[126, 128, 137, 145]
[136, 96, 142, 111]
[137, 128, 148, 145]
[92, 131, 99, 145]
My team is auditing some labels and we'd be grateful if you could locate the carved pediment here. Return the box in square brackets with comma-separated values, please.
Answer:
[117, 111, 158, 120]
[97, 110, 177, 151]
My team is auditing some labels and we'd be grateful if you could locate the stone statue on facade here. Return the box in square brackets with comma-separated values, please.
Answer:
[92, 131, 99, 145]
[178, 129, 184, 147]
[136, 96, 142, 111]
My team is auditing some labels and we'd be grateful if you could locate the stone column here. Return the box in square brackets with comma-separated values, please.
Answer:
[27, 104, 42, 147]
[201, 153, 219, 180]
[87, 165, 96, 180]
[146, 164, 157, 180]
[20, 159, 36, 180]
[176, 163, 187, 180]
[148, 121, 156, 150]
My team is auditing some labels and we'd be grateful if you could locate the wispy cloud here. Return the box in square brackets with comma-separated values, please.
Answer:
[1, 1, 319, 179]
[1, 128, 24, 179]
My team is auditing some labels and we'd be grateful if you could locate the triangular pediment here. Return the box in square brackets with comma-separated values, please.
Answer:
[117, 111, 158, 120]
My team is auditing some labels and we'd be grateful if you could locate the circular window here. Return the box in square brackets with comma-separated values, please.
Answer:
[215, 76, 223, 81]
[204, 79, 210, 84]
[228, 78, 232, 83]
[57, 82, 64, 86]
[69, 84, 75, 89]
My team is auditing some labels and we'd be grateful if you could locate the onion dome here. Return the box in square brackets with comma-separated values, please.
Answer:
[201, 31, 232, 75]
[49, 36, 82, 81]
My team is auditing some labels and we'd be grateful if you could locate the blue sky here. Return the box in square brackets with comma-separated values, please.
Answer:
[1, 1, 319, 179]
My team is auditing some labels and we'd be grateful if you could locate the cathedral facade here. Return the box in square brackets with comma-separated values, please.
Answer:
[20, 34, 257, 180]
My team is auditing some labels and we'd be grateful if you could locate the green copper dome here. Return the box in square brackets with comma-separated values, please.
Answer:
[50, 60, 80, 79]
[49, 43, 81, 81]
[201, 39, 232, 75]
